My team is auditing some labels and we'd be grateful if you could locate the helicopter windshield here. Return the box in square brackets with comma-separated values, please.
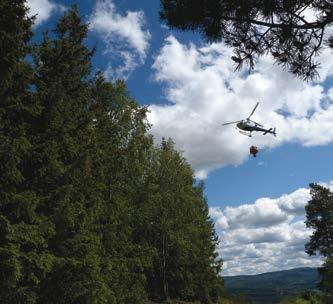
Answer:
[238, 120, 255, 127]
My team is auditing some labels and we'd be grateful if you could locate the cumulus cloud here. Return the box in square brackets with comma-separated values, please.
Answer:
[148, 35, 333, 178]
[209, 185, 326, 276]
[277, 188, 311, 215]
[224, 199, 291, 229]
[89, 0, 151, 79]
[27, 0, 64, 26]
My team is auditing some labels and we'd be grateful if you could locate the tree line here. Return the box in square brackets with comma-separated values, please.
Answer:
[0, 1, 224, 303]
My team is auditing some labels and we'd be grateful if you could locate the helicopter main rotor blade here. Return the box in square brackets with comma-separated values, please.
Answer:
[222, 120, 242, 126]
[247, 102, 259, 119]
[249, 119, 264, 127]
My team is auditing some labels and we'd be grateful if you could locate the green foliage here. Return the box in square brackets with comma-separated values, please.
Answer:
[305, 184, 333, 259]
[217, 299, 234, 304]
[90, 73, 154, 303]
[280, 299, 308, 304]
[140, 139, 224, 303]
[0, 1, 50, 302]
[0, 0, 33, 80]
[319, 258, 333, 301]
[0, 2, 224, 303]
[159, 0, 333, 80]
[279, 293, 323, 304]
[305, 184, 333, 300]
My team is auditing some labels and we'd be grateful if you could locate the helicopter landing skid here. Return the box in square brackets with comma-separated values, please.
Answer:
[239, 130, 252, 137]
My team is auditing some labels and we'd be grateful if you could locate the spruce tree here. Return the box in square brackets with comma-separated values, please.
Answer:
[33, 8, 112, 303]
[0, 1, 52, 303]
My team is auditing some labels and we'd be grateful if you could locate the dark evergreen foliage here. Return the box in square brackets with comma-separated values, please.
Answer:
[0, 1, 49, 302]
[159, 0, 333, 80]
[305, 184, 333, 301]
[319, 259, 333, 303]
[305, 184, 333, 259]
[0, 1, 225, 303]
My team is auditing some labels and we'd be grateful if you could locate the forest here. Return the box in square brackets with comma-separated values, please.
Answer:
[0, 1, 332, 303]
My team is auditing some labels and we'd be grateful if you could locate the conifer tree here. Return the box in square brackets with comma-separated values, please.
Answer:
[159, 0, 333, 80]
[0, 1, 52, 302]
[33, 8, 112, 303]
[305, 183, 333, 302]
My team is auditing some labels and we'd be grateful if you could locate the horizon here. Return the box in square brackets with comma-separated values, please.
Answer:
[223, 266, 318, 278]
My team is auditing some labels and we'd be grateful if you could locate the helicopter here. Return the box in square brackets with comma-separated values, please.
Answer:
[222, 102, 276, 137]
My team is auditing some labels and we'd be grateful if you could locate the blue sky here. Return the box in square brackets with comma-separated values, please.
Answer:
[27, 0, 333, 275]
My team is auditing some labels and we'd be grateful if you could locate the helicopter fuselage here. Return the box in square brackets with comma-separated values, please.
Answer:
[222, 102, 276, 137]
[236, 120, 275, 135]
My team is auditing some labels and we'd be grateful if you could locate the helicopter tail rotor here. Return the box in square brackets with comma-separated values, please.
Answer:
[263, 127, 276, 136]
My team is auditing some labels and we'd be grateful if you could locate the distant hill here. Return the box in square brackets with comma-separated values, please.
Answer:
[223, 267, 320, 304]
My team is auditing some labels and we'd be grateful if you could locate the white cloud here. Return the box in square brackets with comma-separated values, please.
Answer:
[148, 35, 333, 178]
[89, 0, 151, 79]
[277, 188, 311, 215]
[27, 0, 64, 26]
[209, 185, 326, 276]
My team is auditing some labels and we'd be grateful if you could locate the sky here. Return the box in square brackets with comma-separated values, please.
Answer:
[26, 0, 333, 276]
